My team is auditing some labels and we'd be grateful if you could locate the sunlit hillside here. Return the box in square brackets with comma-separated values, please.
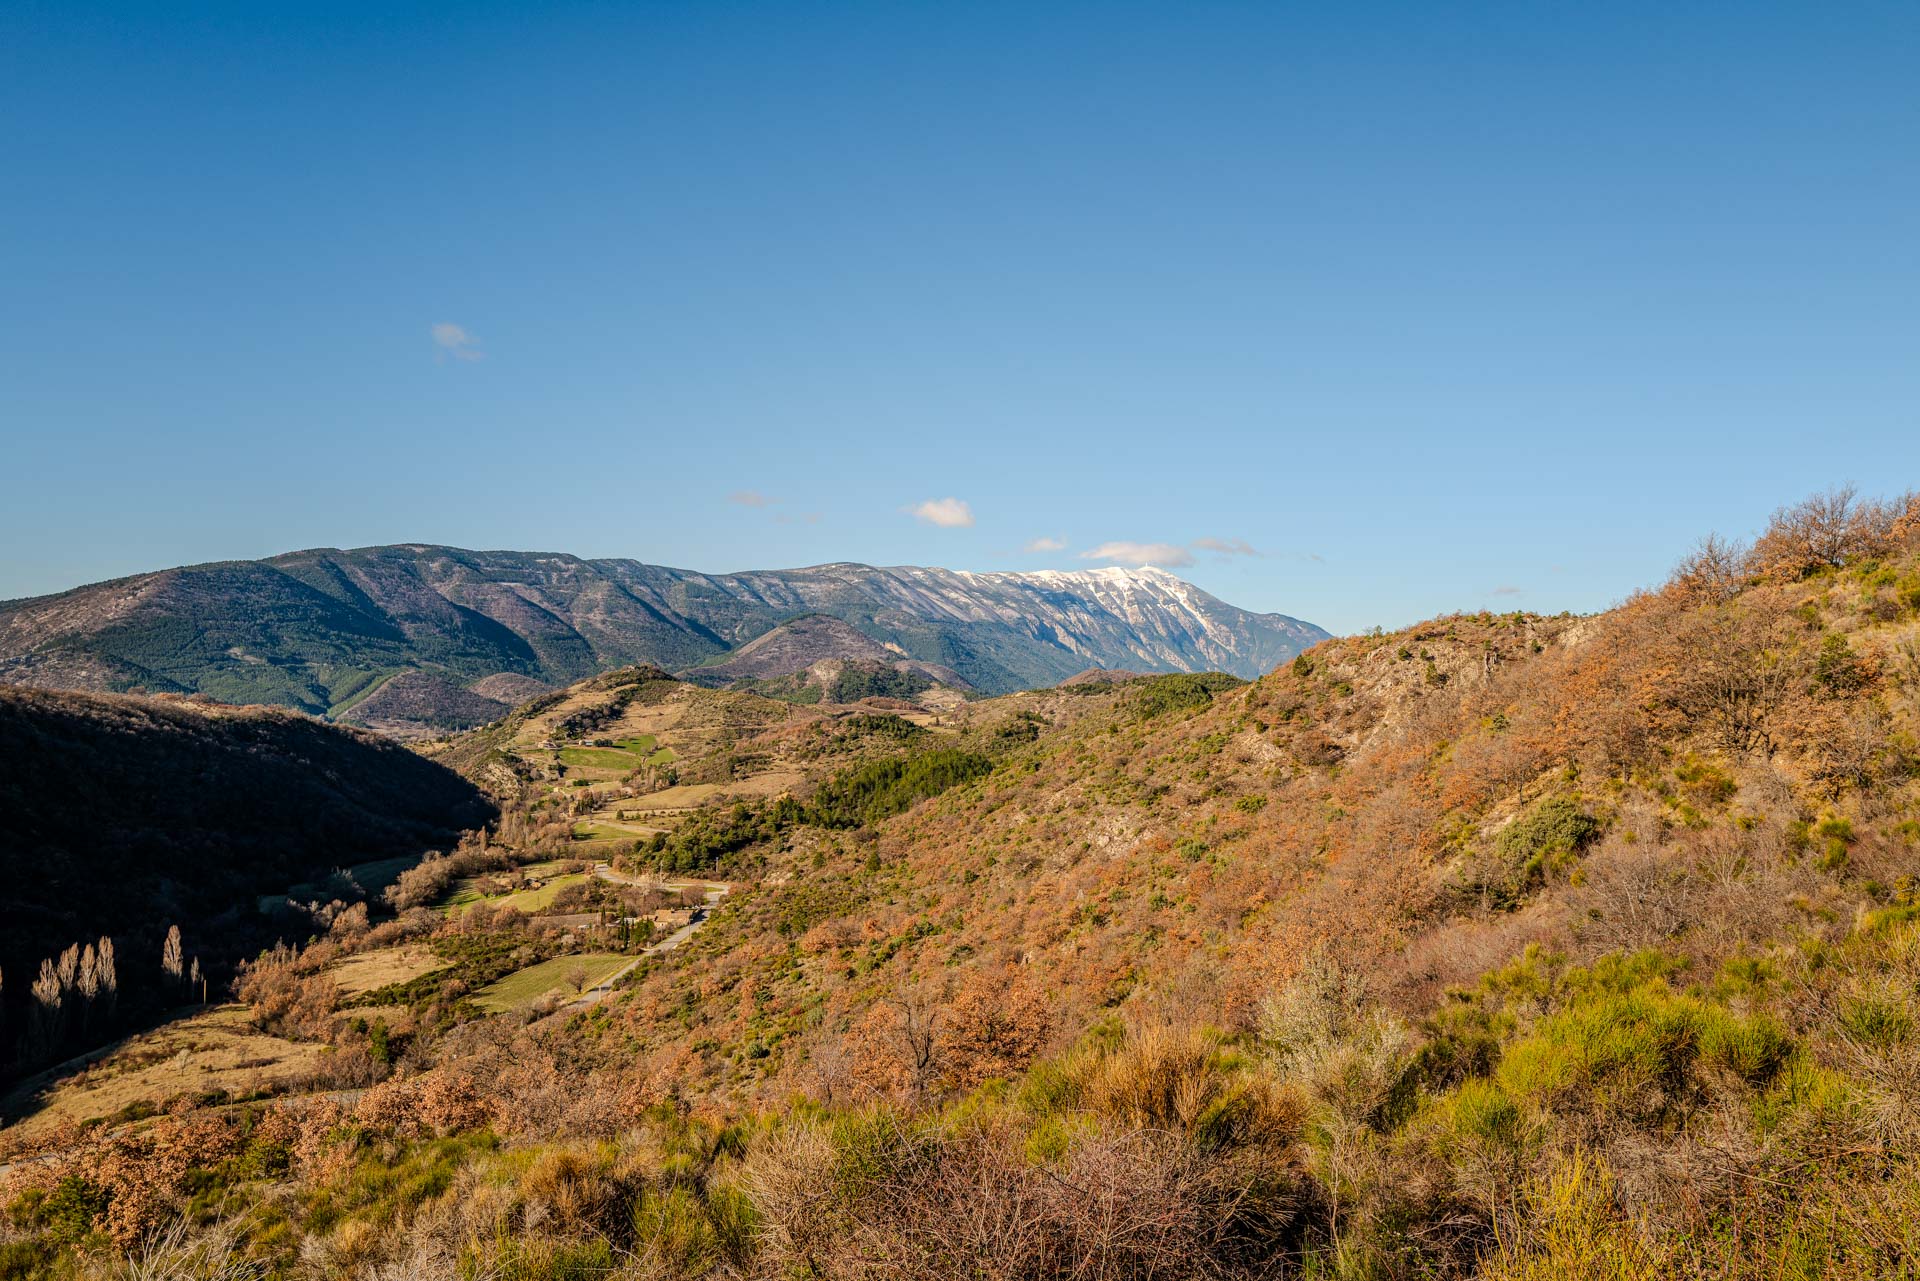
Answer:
[5, 488, 1920, 1279]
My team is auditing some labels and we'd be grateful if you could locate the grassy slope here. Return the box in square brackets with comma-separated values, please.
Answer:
[472, 954, 631, 1011]
[575, 543, 1920, 1271]
[11, 507, 1920, 1278]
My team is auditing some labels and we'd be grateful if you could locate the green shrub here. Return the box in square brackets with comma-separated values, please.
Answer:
[1434, 1077, 1526, 1151]
[1752, 1055, 1861, 1135]
[1132, 672, 1246, 718]
[1814, 634, 1869, 692]
[1497, 798, 1601, 872]
[23, 1176, 106, 1246]
[1698, 1011, 1792, 1084]
[1457, 798, 1602, 907]
[1838, 992, 1913, 1048]
[631, 1185, 721, 1273]
[1493, 978, 1788, 1120]
[468, 1234, 615, 1281]
[1478, 1154, 1659, 1281]
[0, 1238, 57, 1281]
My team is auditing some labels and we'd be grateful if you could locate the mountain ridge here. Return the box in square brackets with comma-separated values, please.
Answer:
[0, 545, 1328, 725]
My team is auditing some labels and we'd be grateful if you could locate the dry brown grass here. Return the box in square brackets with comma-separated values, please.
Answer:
[626, 782, 724, 809]
[2, 1005, 327, 1140]
[325, 943, 443, 997]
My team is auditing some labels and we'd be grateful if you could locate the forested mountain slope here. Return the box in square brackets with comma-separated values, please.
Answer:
[0, 546, 1326, 725]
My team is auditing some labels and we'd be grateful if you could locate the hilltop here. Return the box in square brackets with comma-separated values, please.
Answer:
[678, 614, 974, 707]
[0, 547, 1327, 729]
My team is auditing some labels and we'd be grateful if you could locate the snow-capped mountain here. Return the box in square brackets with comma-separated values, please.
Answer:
[0, 547, 1330, 722]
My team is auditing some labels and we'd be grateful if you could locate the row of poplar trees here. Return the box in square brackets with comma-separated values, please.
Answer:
[3, 924, 199, 1067]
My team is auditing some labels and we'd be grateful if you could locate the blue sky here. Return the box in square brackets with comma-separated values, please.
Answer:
[2, 1, 1915, 634]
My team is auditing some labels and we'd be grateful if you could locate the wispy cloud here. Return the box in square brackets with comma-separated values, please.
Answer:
[776, 511, 822, 525]
[906, 497, 975, 528]
[1076, 535, 1266, 569]
[1024, 536, 1068, 553]
[1491, 585, 1524, 597]
[1079, 541, 1195, 569]
[430, 322, 482, 362]
[728, 490, 776, 508]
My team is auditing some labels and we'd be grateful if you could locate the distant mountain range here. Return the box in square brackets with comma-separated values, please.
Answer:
[0, 545, 1329, 729]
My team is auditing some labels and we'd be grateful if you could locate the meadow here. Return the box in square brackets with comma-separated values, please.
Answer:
[472, 953, 633, 1011]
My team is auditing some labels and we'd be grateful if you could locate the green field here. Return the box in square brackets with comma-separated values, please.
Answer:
[446, 870, 587, 914]
[473, 953, 631, 1011]
[557, 738, 678, 772]
[559, 746, 641, 770]
[573, 822, 642, 841]
[518, 859, 577, 876]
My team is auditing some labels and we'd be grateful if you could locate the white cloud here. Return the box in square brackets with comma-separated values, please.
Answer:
[1023, 536, 1068, 553]
[430, 322, 482, 361]
[728, 490, 775, 508]
[1491, 585, 1524, 597]
[1079, 541, 1195, 568]
[1193, 537, 1260, 558]
[906, 497, 975, 528]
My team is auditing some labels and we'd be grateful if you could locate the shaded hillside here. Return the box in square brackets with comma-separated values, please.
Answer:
[0, 686, 492, 1074]
[0, 547, 1327, 725]
[466, 672, 555, 704]
[723, 657, 961, 707]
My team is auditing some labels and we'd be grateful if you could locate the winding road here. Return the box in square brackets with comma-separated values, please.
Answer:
[570, 875, 730, 1006]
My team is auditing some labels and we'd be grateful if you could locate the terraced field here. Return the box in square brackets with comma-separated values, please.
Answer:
[557, 741, 675, 771]
[447, 871, 589, 916]
[472, 953, 631, 1012]
[327, 944, 444, 997]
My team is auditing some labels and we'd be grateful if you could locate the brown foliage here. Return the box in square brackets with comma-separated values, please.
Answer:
[354, 1068, 495, 1138]
[940, 969, 1054, 1090]
[1746, 483, 1900, 581]
[235, 941, 341, 1040]
[1659, 596, 1809, 757]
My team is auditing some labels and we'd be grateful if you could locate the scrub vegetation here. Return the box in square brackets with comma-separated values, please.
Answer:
[7, 487, 1920, 1279]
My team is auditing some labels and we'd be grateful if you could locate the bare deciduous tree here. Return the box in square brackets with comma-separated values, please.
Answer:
[889, 987, 943, 1096]
[1747, 483, 1896, 580]
[29, 957, 62, 1061]
[849, 984, 947, 1097]
[1669, 533, 1750, 604]
[161, 924, 185, 990]
[1664, 601, 1805, 757]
